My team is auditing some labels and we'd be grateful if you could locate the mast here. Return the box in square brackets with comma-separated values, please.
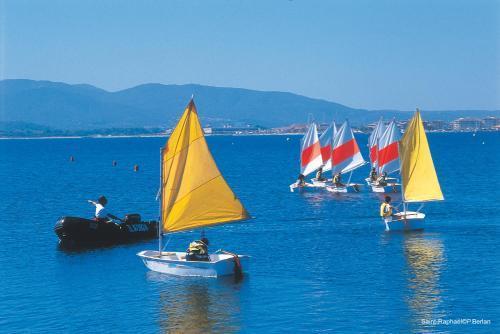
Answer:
[158, 147, 164, 256]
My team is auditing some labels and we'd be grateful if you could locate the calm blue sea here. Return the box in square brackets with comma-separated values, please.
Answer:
[0, 133, 498, 333]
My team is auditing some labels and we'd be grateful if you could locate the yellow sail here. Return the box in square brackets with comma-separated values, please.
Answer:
[400, 110, 444, 202]
[161, 99, 249, 233]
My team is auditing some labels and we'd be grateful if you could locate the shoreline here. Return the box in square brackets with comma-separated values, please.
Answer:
[0, 129, 498, 140]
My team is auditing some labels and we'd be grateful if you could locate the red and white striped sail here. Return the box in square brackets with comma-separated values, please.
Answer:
[318, 122, 337, 172]
[368, 118, 385, 168]
[300, 123, 323, 176]
[377, 120, 401, 175]
[331, 121, 366, 174]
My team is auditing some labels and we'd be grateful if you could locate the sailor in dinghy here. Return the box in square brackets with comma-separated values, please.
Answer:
[137, 98, 250, 277]
[385, 110, 444, 231]
[326, 120, 366, 193]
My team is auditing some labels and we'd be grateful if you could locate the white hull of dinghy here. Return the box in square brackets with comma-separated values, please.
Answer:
[311, 178, 331, 187]
[325, 183, 362, 193]
[290, 182, 322, 192]
[365, 178, 400, 193]
[384, 211, 426, 231]
[371, 183, 401, 193]
[137, 251, 249, 277]
[365, 177, 398, 186]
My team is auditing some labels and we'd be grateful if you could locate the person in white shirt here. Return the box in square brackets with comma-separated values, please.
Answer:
[88, 196, 114, 222]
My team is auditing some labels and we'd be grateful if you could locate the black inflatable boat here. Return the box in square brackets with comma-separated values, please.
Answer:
[55, 214, 158, 246]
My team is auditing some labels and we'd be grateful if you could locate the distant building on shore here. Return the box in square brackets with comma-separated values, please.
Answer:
[451, 118, 482, 131]
[423, 120, 447, 131]
[481, 116, 499, 129]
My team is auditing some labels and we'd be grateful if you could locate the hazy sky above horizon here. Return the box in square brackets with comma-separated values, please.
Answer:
[1, 0, 499, 110]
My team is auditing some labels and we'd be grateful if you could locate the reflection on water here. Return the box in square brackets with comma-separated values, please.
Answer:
[403, 234, 446, 333]
[147, 272, 244, 333]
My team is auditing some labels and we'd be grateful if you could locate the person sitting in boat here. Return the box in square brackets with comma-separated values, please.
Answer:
[369, 168, 378, 182]
[87, 196, 119, 223]
[315, 167, 326, 181]
[297, 174, 306, 187]
[380, 196, 398, 230]
[376, 172, 388, 186]
[333, 172, 344, 187]
[186, 238, 210, 261]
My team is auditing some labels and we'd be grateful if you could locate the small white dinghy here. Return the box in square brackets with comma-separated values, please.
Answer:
[385, 211, 426, 231]
[311, 178, 331, 187]
[383, 110, 444, 232]
[138, 99, 250, 278]
[326, 183, 362, 193]
[367, 179, 401, 193]
[138, 251, 249, 277]
[289, 181, 317, 192]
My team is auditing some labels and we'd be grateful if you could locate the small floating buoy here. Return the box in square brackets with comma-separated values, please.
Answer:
[286, 137, 290, 141]
[112, 160, 117, 166]
[70, 156, 75, 162]
[134, 164, 139, 172]
[482, 141, 485, 145]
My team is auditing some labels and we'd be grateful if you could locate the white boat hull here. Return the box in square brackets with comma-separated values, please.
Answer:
[289, 182, 323, 192]
[325, 183, 362, 193]
[365, 178, 400, 193]
[137, 250, 249, 277]
[384, 211, 426, 231]
[371, 183, 401, 193]
[310, 178, 331, 187]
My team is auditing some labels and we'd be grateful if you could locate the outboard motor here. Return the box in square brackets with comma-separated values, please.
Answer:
[124, 214, 141, 224]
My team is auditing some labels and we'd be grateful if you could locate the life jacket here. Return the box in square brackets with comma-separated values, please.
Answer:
[333, 175, 340, 183]
[380, 203, 392, 217]
[187, 240, 208, 255]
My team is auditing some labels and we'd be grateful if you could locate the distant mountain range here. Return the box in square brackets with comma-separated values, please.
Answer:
[0, 79, 498, 130]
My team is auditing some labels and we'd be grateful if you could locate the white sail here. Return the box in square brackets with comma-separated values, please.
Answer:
[368, 118, 385, 169]
[331, 121, 366, 174]
[300, 123, 323, 176]
[318, 122, 335, 172]
[378, 120, 401, 175]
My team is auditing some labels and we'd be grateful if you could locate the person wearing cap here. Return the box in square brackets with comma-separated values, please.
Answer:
[185, 238, 210, 261]
[380, 195, 397, 230]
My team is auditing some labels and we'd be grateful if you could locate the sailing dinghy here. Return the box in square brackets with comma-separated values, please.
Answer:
[137, 99, 250, 277]
[387, 110, 444, 231]
[289, 122, 324, 192]
[371, 120, 401, 193]
[311, 122, 337, 188]
[326, 120, 366, 193]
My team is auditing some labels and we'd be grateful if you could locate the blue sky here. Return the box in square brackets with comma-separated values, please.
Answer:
[1, 0, 498, 110]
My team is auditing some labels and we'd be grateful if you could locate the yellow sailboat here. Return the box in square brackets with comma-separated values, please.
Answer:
[388, 110, 444, 231]
[137, 98, 250, 277]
